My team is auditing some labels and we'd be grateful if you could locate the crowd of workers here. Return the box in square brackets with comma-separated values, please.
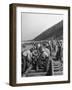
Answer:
[21, 40, 63, 76]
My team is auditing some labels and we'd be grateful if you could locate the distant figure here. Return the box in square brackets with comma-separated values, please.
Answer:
[55, 41, 62, 62]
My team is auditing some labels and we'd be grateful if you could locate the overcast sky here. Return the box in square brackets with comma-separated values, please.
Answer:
[21, 13, 63, 41]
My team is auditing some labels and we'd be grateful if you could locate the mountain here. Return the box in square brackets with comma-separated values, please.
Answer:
[33, 20, 63, 41]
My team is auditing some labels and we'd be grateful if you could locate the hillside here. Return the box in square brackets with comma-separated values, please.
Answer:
[33, 20, 63, 41]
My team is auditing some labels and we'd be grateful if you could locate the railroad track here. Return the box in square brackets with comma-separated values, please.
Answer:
[52, 60, 63, 75]
[23, 58, 63, 77]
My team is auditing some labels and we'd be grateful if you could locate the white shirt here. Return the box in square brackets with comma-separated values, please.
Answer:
[23, 50, 32, 60]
